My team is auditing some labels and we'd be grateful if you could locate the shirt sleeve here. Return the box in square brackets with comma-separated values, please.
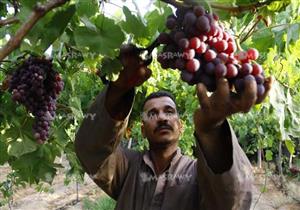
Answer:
[194, 120, 254, 210]
[74, 84, 136, 200]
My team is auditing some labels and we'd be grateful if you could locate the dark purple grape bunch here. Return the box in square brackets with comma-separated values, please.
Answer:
[157, 5, 266, 97]
[9, 57, 64, 144]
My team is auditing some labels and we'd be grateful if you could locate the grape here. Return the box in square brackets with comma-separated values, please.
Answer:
[183, 49, 195, 60]
[199, 35, 207, 42]
[235, 51, 249, 63]
[247, 48, 259, 60]
[214, 40, 228, 52]
[224, 41, 236, 54]
[183, 12, 197, 27]
[166, 17, 177, 30]
[217, 52, 228, 63]
[156, 4, 266, 100]
[174, 31, 186, 43]
[252, 63, 263, 76]
[195, 42, 207, 54]
[189, 37, 201, 49]
[241, 63, 253, 75]
[193, 5, 205, 17]
[196, 16, 210, 33]
[178, 38, 190, 49]
[204, 49, 217, 62]
[255, 74, 265, 84]
[186, 58, 200, 73]
[226, 64, 238, 78]
[215, 63, 227, 78]
[204, 62, 215, 75]
[158, 32, 171, 44]
[9, 56, 64, 143]
[181, 70, 194, 84]
[175, 58, 186, 70]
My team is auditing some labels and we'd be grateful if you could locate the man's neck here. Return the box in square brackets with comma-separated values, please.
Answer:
[149, 143, 178, 175]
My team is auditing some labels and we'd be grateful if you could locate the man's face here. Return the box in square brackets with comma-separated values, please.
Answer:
[141, 96, 182, 147]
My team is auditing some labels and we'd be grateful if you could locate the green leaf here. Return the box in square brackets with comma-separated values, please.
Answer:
[285, 139, 295, 155]
[286, 23, 300, 46]
[100, 57, 122, 76]
[38, 5, 76, 52]
[7, 136, 37, 158]
[121, 6, 149, 42]
[0, 138, 9, 164]
[265, 150, 273, 161]
[74, 15, 125, 56]
[76, 0, 99, 18]
[68, 96, 84, 121]
[145, 7, 173, 39]
[251, 28, 275, 52]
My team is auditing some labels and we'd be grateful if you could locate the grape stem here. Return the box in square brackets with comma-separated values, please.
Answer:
[0, 16, 19, 27]
[0, 0, 70, 61]
[240, 16, 262, 43]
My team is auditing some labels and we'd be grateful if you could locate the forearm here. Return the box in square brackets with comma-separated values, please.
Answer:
[194, 115, 232, 173]
[74, 84, 135, 174]
[105, 82, 135, 120]
[195, 121, 254, 210]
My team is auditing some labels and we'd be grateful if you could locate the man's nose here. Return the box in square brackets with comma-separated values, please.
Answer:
[157, 112, 168, 121]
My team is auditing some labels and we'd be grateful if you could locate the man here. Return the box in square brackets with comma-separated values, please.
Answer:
[75, 45, 273, 210]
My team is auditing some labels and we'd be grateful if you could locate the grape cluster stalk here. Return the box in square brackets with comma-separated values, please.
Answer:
[9, 57, 64, 144]
[157, 5, 265, 97]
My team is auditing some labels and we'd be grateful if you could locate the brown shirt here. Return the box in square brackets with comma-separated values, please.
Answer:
[75, 86, 254, 210]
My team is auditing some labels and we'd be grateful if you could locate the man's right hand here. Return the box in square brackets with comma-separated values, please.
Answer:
[112, 44, 152, 91]
[106, 44, 152, 120]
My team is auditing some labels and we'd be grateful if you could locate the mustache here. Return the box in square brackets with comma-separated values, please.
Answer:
[154, 123, 173, 133]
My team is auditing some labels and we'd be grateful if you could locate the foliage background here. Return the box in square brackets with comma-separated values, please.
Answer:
[0, 0, 300, 205]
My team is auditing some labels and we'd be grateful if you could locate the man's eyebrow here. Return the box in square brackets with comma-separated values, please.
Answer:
[146, 108, 157, 113]
[164, 105, 176, 110]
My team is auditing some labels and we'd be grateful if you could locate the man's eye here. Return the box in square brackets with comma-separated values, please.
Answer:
[148, 112, 156, 117]
[166, 110, 175, 115]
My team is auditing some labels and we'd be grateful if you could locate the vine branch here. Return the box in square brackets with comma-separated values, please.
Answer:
[210, 0, 275, 13]
[160, 0, 275, 13]
[0, 0, 70, 62]
[0, 16, 19, 27]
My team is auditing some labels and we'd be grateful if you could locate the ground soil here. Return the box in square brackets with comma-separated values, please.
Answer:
[1, 163, 300, 210]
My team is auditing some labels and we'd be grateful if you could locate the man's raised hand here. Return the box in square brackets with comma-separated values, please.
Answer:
[194, 76, 274, 133]
[112, 44, 152, 91]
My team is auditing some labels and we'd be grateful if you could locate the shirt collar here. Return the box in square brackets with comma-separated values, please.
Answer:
[142, 147, 182, 175]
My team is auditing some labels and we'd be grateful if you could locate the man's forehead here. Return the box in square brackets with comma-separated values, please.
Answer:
[143, 96, 177, 111]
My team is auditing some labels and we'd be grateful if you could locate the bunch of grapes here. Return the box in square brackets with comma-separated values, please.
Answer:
[9, 57, 64, 144]
[157, 5, 265, 97]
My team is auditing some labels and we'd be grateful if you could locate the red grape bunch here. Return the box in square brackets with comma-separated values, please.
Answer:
[9, 57, 64, 144]
[157, 5, 266, 97]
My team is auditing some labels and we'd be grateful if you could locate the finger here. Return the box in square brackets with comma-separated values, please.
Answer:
[196, 83, 209, 109]
[240, 75, 257, 112]
[215, 78, 230, 100]
[256, 76, 274, 104]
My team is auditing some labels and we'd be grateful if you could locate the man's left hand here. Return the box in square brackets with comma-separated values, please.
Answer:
[194, 76, 274, 133]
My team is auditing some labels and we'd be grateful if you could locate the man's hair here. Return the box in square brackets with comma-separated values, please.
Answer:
[142, 90, 176, 109]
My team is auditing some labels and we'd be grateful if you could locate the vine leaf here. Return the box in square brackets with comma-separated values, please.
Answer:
[7, 135, 37, 158]
[76, 0, 99, 18]
[121, 6, 149, 43]
[74, 15, 125, 57]
[39, 5, 76, 52]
